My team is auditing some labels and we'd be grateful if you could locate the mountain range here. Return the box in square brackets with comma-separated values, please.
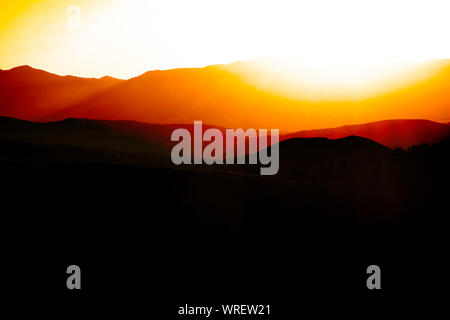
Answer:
[285, 119, 450, 148]
[0, 65, 121, 121]
[1, 117, 448, 182]
[1, 60, 450, 131]
[2, 62, 449, 298]
[1, 117, 448, 155]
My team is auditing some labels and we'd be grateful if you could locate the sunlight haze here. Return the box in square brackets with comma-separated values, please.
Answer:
[1, 0, 450, 79]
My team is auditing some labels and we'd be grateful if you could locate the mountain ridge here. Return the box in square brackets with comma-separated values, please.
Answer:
[285, 119, 450, 148]
[0, 65, 123, 121]
[0, 116, 396, 182]
[1, 116, 448, 151]
[2, 61, 450, 131]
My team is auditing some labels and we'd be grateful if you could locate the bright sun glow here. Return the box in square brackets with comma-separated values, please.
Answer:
[1, 0, 450, 79]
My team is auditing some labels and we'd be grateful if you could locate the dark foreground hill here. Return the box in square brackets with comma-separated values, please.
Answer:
[2, 116, 447, 161]
[285, 119, 450, 149]
[0, 117, 394, 182]
[274, 136, 391, 181]
[1, 137, 449, 305]
[0, 114, 449, 309]
[0, 116, 173, 153]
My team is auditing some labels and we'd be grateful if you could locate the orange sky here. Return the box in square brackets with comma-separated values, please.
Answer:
[1, 1, 450, 128]
[2, 0, 450, 79]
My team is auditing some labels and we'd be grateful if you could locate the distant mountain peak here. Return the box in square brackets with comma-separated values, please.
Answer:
[100, 75, 115, 80]
[3, 65, 56, 79]
[9, 65, 36, 72]
[12, 64, 33, 69]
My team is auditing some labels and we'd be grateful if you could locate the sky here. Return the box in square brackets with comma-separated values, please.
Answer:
[1, 0, 450, 79]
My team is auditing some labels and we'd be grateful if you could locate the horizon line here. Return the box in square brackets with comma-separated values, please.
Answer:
[2, 57, 450, 81]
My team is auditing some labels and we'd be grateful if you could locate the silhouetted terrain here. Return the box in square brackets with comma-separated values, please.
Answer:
[1, 116, 448, 308]
[2, 61, 450, 131]
[286, 119, 450, 149]
[274, 136, 391, 181]
[2, 117, 448, 165]
[0, 117, 393, 182]
[0, 116, 170, 155]
[2, 137, 448, 307]
[0, 66, 122, 121]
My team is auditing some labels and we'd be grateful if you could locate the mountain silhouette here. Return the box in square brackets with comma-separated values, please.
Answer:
[47, 60, 450, 130]
[0, 65, 122, 121]
[275, 136, 391, 181]
[1, 116, 448, 298]
[229, 135, 391, 182]
[285, 119, 450, 149]
[1, 116, 447, 162]
[0, 117, 392, 181]
[46, 65, 294, 128]
[0, 117, 235, 166]
[0, 116, 169, 153]
[2, 61, 450, 131]
[1, 63, 449, 302]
